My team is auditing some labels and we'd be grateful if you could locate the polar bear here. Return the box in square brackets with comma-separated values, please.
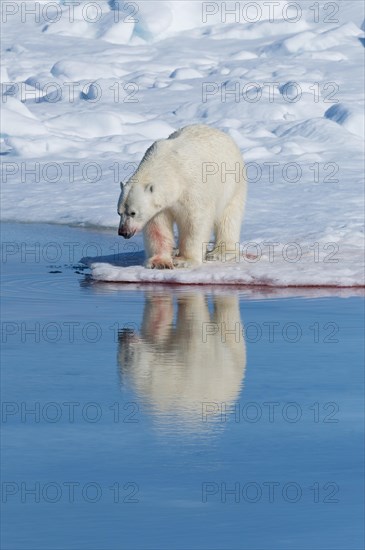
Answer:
[117, 124, 246, 269]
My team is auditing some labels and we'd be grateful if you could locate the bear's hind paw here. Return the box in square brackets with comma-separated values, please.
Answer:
[173, 256, 199, 269]
[145, 255, 174, 270]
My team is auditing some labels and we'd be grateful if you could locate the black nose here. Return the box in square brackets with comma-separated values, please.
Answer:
[118, 225, 136, 239]
[118, 228, 132, 238]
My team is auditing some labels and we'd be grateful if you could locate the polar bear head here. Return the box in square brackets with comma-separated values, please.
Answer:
[117, 141, 181, 238]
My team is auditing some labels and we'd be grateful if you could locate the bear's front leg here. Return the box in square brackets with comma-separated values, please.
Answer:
[144, 211, 175, 269]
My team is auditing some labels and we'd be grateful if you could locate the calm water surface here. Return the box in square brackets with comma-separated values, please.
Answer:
[1, 223, 364, 550]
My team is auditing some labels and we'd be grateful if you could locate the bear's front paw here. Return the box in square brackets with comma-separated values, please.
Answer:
[173, 256, 199, 269]
[145, 255, 174, 270]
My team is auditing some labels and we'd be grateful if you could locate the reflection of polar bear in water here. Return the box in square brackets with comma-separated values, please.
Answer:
[117, 125, 246, 269]
[117, 290, 246, 428]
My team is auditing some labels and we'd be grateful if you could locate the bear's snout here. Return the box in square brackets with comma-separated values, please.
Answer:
[118, 226, 136, 239]
[118, 218, 136, 239]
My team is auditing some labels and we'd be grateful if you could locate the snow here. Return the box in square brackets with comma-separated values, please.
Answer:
[324, 103, 365, 139]
[1, 1, 364, 287]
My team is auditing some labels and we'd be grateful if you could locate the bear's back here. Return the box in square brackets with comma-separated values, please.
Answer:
[166, 124, 242, 161]
[141, 124, 242, 165]
[167, 124, 235, 147]
[166, 124, 244, 189]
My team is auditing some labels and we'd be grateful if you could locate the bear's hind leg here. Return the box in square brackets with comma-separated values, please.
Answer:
[144, 211, 174, 269]
[207, 198, 244, 263]
[174, 217, 212, 268]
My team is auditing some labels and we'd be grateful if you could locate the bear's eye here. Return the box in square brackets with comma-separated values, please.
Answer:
[145, 184, 153, 193]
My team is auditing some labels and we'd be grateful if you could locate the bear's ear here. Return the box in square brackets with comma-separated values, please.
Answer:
[145, 184, 153, 193]
[120, 181, 124, 189]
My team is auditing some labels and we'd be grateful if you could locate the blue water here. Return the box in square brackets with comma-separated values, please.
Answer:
[1, 223, 364, 550]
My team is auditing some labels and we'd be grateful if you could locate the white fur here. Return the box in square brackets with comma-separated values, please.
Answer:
[118, 124, 247, 269]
